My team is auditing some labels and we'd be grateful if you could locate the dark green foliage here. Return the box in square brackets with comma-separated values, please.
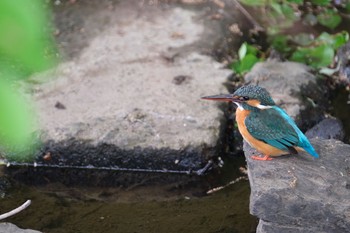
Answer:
[231, 1, 350, 75]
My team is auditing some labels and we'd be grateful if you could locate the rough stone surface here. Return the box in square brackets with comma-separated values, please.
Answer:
[244, 139, 350, 233]
[18, 0, 239, 172]
[0, 223, 41, 233]
[244, 61, 326, 129]
[306, 118, 345, 141]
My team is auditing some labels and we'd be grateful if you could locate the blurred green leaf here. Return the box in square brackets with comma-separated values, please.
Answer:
[0, 0, 57, 77]
[317, 32, 349, 49]
[291, 45, 334, 68]
[246, 43, 259, 56]
[238, 0, 267, 6]
[330, 32, 349, 49]
[317, 9, 341, 29]
[271, 2, 282, 15]
[0, 0, 57, 161]
[240, 54, 260, 71]
[310, 0, 331, 6]
[232, 54, 260, 74]
[286, 0, 303, 4]
[345, 2, 350, 13]
[0, 79, 39, 161]
[280, 3, 296, 21]
[267, 3, 298, 35]
[270, 35, 291, 53]
[309, 45, 334, 67]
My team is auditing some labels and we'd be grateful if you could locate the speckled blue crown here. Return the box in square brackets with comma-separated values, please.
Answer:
[233, 85, 275, 106]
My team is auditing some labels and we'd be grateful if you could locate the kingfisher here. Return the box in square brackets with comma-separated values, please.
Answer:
[202, 85, 319, 161]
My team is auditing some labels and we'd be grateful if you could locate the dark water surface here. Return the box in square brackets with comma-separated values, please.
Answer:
[1, 157, 257, 233]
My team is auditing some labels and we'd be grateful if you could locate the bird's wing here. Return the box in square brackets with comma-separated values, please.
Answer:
[245, 107, 300, 152]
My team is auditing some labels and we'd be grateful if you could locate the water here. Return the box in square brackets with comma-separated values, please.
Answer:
[0, 156, 257, 233]
[330, 85, 350, 143]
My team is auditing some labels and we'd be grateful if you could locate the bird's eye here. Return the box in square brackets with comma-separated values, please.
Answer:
[239, 96, 250, 101]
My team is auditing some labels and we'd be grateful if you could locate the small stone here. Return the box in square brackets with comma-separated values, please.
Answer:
[54, 101, 66, 110]
[305, 118, 345, 141]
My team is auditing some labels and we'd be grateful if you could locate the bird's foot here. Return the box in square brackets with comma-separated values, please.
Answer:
[251, 155, 272, 161]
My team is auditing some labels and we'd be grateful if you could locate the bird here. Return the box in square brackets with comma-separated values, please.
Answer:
[202, 85, 319, 161]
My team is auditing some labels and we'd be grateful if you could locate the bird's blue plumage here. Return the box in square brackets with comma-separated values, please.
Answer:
[245, 105, 319, 158]
[273, 106, 319, 158]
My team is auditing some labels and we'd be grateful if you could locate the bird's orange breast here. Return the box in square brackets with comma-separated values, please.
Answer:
[236, 108, 289, 157]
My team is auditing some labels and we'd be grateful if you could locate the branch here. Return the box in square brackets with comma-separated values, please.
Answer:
[0, 200, 31, 220]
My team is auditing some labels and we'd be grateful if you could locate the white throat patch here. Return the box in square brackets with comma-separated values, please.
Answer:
[256, 104, 272, 109]
[233, 102, 244, 110]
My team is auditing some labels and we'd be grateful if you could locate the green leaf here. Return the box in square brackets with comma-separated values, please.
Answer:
[0, 79, 39, 161]
[310, 0, 331, 6]
[0, 0, 57, 77]
[232, 54, 260, 74]
[309, 45, 334, 68]
[246, 44, 259, 56]
[240, 54, 260, 72]
[290, 45, 334, 68]
[238, 0, 267, 6]
[331, 32, 349, 49]
[231, 60, 242, 74]
[345, 2, 350, 13]
[238, 42, 248, 60]
[0, 0, 56, 161]
[317, 9, 341, 29]
[317, 32, 349, 50]
[270, 35, 291, 53]
[286, 0, 303, 4]
[271, 2, 283, 15]
[281, 3, 296, 21]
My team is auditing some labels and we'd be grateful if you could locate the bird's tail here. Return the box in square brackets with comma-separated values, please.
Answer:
[299, 135, 319, 158]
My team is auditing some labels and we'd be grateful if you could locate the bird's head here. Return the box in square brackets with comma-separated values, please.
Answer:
[202, 85, 275, 110]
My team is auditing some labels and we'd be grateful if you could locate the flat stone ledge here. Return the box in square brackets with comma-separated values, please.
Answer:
[244, 139, 350, 233]
[20, 1, 237, 174]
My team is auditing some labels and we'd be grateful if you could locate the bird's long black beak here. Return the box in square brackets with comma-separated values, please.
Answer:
[201, 94, 239, 102]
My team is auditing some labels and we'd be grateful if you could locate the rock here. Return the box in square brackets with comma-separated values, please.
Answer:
[305, 118, 345, 141]
[336, 41, 350, 84]
[244, 139, 350, 233]
[9, 0, 241, 184]
[0, 223, 41, 233]
[244, 61, 326, 129]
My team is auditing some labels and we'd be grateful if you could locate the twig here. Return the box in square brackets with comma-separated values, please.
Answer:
[0, 200, 31, 220]
[206, 176, 248, 194]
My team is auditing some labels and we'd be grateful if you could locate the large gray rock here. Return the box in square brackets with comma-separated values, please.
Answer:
[244, 139, 350, 233]
[16, 0, 237, 175]
[245, 61, 326, 129]
[0, 223, 41, 233]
